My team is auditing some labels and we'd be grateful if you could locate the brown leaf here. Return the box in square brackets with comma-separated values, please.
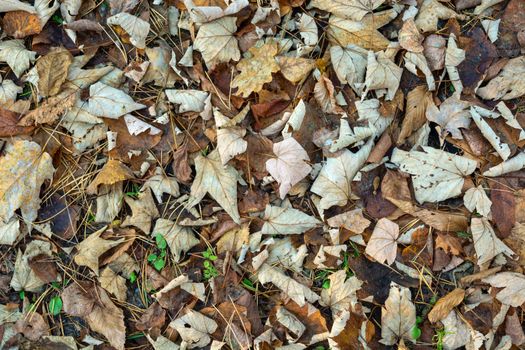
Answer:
[435, 233, 463, 256]
[19, 92, 76, 126]
[3, 11, 42, 39]
[86, 159, 134, 195]
[28, 254, 58, 284]
[399, 19, 424, 53]
[135, 302, 166, 332]
[397, 85, 432, 144]
[423, 34, 446, 71]
[172, 143, 192, 183]
[35, 47, 73, 97]
[0, 108, 34, 137]
[505, 308, 525, 345]
[490, 179, 515, 238]
[427, 288, 465, 323]
[14, 312, 49, 341]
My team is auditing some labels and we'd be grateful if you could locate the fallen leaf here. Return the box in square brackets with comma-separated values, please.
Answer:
[86, 159, 134, 195]
[153, 219, 199, 263]
[415, 0, 465, 32]
[14, 311, 49, 341]
[399, 19, 424, 53]
[169, 310, 218, 349]
[483, 272, 525, 307]
[0, 108, 34, 137]
[193, 17, 240, 68]
[36, 47, 73, 97]
[187, 150, 240, 224]
[391, 146, 477, 203]
[214, 105, 248, 164]
[99, 267, 127, 302]
[327, 208, 371, 234]
[297, 13, 318, 46]
[0, 39, 36, 77]
[232, 41, 280, 97]
[74, 227, 124, 275]
[470, 107, 511, 160]
[314, 73, 342, 114]
[143, 167, 180, 202]
[483, 152, 525, 177]
[445, 34, 465, 96]
[0, 0, 37, 13]
[320, 270, 362, 317]
[10, 240, 53, 292]
[107, 12, 150, 49]
[471, 217, 514, 267]
[3, 11, 42, 38]
[364, 50, 403, 101]
[86, 82, 146, 118]
[427, 288, 465, 323]
[477, 56, 525, 100]
[266, 137, 312, 199]
[124, 114, 161, 136]
[425, 96, 470, 139]
[330, 44, 367, 93]
[19, 91, 76, 126]
[397, 85, 433, 144]
[122, 188, 160, 234]
[311, 0, 384, 21]
[277, 56, 316, 84]
[464, 185, 492, 218]
[423, 34, 446, 71]
[261, 204, 320, 235]
[365, 218, 400, 265]
[381, 282, 417, 345]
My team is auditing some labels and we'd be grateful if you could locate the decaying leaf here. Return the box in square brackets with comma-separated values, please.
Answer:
[107, 12, 150, 49]
[311, 0, 385, 21]
[477, 56, 525, 100]
[397, 85, 432, 144]
[483, 272, 525, 307]
[330, 44, 367, 93]
[399, 19, 424, 53]
[415, 0, 465, 32]
[169, 310, 218, 349]
[427, 288, 465, 323]
[0, 39, 36, 77]
[3, 11, 42, 39]
[464, 185, 492, 218]
[86, 82, 146, 118]
[36, 47, 73, 97]
[364, 50, 403, 101]
[74, 227, 124, 275]
[193, 17, 240, 68]
[320, 270, 362, 317]
[214, 106, 248, 164]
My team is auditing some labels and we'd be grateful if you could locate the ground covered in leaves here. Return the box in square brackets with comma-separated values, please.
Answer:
[1, 0, 525, 349]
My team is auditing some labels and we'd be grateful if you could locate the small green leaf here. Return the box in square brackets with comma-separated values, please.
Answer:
[155, 234, 167, 250]
[49, 296, 63, 316]
[411, 325, 422, 340]
[322, 279, 331, 289]
[159, 249, 166, 258]
[153, 258, 165, 271]
[129, 271, 137, 283]
[147, 253, 158, 262]
[19, 290, 25, 300]
[203, 260, 211, 268]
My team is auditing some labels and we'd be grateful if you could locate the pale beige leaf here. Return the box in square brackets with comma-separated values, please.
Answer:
[470, 107, 511, 160]
[481, 19, 500, 43]
[327, 208, 371, 234]
[314, 245, 347, 268]
[425, 96, 470, 139]
[496, 102, 525, 141]
[10, 240, 52, 292]
[215, 106, 248, 164]
[277, 56, 316, 84]
[471, 217, 514, 267]
[399, 19, 423, 53]
[107, 12, 150, 49]
[143, 45, 178, 86]
[365, 218, 399, 265]
[0, 0, 36, 13]
[445, 34, 465, 96]
[95, 184, 123, 223]
[257, 263, 320, 306]
[86, 82, 145, 118]
[166, 89, 209, 113]
[391, 147, 477, 204]
[330, 44, 367, 93]
[423, 34, 446, 71]
[415, 0, 465, 32]
[266, 137, 311, 199]
[36, 47, 73, 97]
[381, 283, 416, 345]
[441, 311, 471, 350]
[311, 139, 373, 212]
[188, 150, 240, 223]
[122, 188, 160, 234]
[275, 306, 306, 343]
[404, 52, 435, 91]
[477, 56, 525, 100]
[99, 267, 127, 302]
[193, 17, 240, 68]
[314, 74, 342, 114]
[463, 185, 492, 218]
[320, 270, 362, 317]
[483, 272, 525, 307]
[0, 40, 36, 78]
[427, 289, 465, 323]
[232, 42, 279, 97]
[474, 0, 504, 14]
[364, 50, 402, 101]
[261, 205, 320, 235]
[298, 14, 318, 46]
[153, 219, 199, 263]
[483, 152, 525, 177]
[143, 167, 180, 202]
[34, 0, 59, 28]
[311, 0, 385, 21]
[124, 114, 161, 136]
[74, 227, 124, 275]
[169, 310, 218, 349]
[0, 79, 22, 104]
[0, 140, 54, 225]
[183, 0, 248, 24]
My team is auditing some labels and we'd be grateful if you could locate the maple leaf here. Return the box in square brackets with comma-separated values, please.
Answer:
[214, 105, 248, 164]
[365, 218, 400, 265]
[153, 219, 199, 263]
[330, 44, 367, 93]
[187, 149, 240, 224]
[261, 205, 320, 235]
[415, 0, 465, 32]
[74, 227, 124, 275]
[266, 137, 312, 199]
[122, 188, 160, 234]
[364, 50, 403, 101]
[477, 56, 525, 100]
[399, 19, 424, 53]
[381, 283, 417, 345]
[193, 17, 240, 68]
[232, 41, 280, 97]
[0, 39, 36, 77]
[169, 310, 218, 349]
[320, 270, 362, 317]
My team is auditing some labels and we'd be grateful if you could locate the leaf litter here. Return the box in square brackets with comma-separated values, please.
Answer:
[1, 0, 525, 349]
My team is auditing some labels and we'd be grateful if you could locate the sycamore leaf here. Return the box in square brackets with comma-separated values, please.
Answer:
[74, 227, 124, 275]
[0, 39, 36, 78]
[122, 188, 160, 234]
[277, 56, 316, 84]
[327, 9, 399, 51]
[261, 205, 320, 235]
[311, 139, 373, 212]
[232, 42, 280, 97]
[166, 89, 209, 113]
[482, 272, 525, 307]
[169, 310, 218, 349]
[381, 283, 417, 345]
[266, 137, 312, 199]
[477, 56, 525, 100]
[99, 267, 127, 302]
[0, 0, 37, 13]
[188, 150, 240, 223]
[320, 270, 362, 317]
[398, 85, 433, 144]
[36, 47, 73, 97]
[364, 50, 402, 101]
[153, 219, 199, 263]
[86, 82, 145, 118]
[399, 19, 424, 53]
[0, 140, 54, 226]
[214, 105, 248, 164]
[298, 14, 318, 46]
[391, 146, 477, 204]
[463, 185, 492, 218]
[471, 217, 514, 267]
[327, 208, 371, 234]
[470, 107, 511, 160]
[427, 288, 465, 323]
[275, 307, 306, 343]
[107, 12, 150, 49]
[10, 240, 52, 292]
[193, 17, 240, 68]
[365, 218, 399, 265]
[257, 263, 320, 306]
[415, 0, 465, 32]
[330, 44, 367, 93]
[143, 167, 180, 202]
[425, 96, 470, 139]
[216, 224, 249, 255]
[311, 0, 386, 21]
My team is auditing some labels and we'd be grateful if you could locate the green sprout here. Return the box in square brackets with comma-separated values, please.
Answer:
[148, 234, 168, 272]
[202, 248, 219, 280]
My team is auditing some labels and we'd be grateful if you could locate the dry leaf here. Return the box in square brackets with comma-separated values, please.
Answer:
[36, 47, 73, 97]
[445, 34, 465, 96]
[193, 17, 240, 68]
[10, 240, 53, 292]
[311, 0, 385, 21]
[107, 12, 150, 49]
[477, 56, 525, 100]
[3, 11, 42, 38]
[0, 39, 36, 77]
[0, 0, 37, 13]
[169, 310, 218, 349]
[365, 218, 400, 265]
[464, 185, 492, 218]
[19, 91, 76, 126]
[232, 41, 280, 97]
[423, 34, 446, 71]
[471, 217, 514, 267]
[277, 56, 316, 84]
[74, 227, 124, 275]
[261, 204, 320, 235]
[399, 19, 424, 53]
[99, 267, 127, 302]
[320, 270, 362, 317]
[122, 188, 160, 234]
[86, 82, 146, 118]
[330, 44, 367, 93]
[143, 167, 180, 202]
[215, 105, 248, 164]
[187, 150, 240, 224]
[87, 159, 134, 195]
[483, 272, 525, 307]
[397, 85, 432, 144]
[153, 219, 199, 263]
[415, 0, 465, 32]
[427, 288, 465, 323]
[364, 50, 403, 101]
[391, 146, 477, 204]
[166, 89, 209, 113]
[266, 137, 312, 199]
[314, 74, 342, 114]
[425, 96, 470, 139]
[298, 13, 318, 46]
[381, 282, 417, 345]
[327, 208, 371, 234]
